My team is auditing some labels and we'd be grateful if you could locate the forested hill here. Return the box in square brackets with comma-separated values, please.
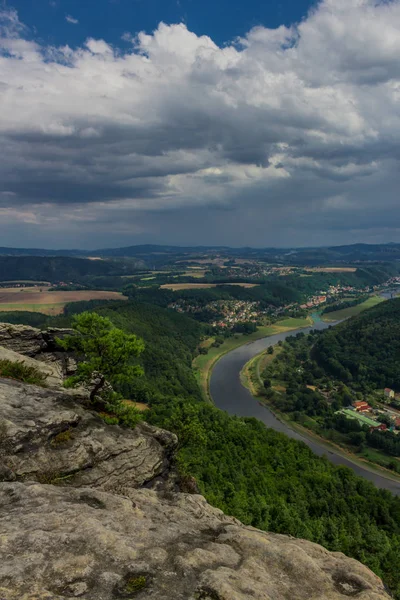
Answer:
[313, 297, 400, 391]
[0, 256, 142, 283]
[92, 302, 204, 402]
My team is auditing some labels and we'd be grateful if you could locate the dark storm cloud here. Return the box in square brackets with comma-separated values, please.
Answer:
[0, 1, 400, 247]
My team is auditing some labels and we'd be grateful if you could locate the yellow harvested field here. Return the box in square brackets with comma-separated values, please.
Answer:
[184, 270, 207, 278]
[0, 287, 127, 315]
[122, 400, 149, 412]
[161, 283, 259, 291]
[177, 258, 225, 266]
[306, 267, 357, 273]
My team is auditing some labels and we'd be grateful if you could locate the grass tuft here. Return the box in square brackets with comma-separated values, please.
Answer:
[0, 359, 48, 386]
[124, 575, 147, 594]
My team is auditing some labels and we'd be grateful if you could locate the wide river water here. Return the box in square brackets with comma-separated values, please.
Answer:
[210, 315, 400, 496]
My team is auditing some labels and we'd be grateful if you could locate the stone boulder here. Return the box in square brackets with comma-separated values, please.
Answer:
[0, 378, 176, 492]
[0, 322, 47, 356]
[0, 346, 63, 388]
[0, 322, 77, 377]
[0, 482, 391, 600]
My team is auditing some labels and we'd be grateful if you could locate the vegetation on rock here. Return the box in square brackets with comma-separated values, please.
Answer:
[58, 312, 144, 402]
[0, 358, 48, 386]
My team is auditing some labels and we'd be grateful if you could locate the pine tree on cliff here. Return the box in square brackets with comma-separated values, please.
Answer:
[58, 311, 144, 403]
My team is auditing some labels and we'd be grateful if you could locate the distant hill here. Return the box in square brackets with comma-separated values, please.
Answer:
[0, 256, 143, 283]
[0, 242, 399, 264]
[0, 247, 84, 257]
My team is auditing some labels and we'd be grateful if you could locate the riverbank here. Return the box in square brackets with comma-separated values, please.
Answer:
[210, 321, 400, 495]
[321, 294, 385, 322]
[193, 316, 313, 401]
[240, 339, 400, 485]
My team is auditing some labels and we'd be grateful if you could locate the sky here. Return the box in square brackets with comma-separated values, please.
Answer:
[0, 0, 400, 249]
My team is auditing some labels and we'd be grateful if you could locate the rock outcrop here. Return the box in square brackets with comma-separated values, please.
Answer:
[0, 378, 176, 492]
[0, 376, 392, 600]
[0, 345, 64, 388]
[0, 323, 77, 377]
[0, 482, 391, 600]
[0, 322, 48, 356]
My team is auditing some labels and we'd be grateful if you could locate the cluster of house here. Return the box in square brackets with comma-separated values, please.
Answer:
[169, 299, 262, 327]
[169, 297, 304, 329]
[299, 283, 374, 311]
[300, 296, 327, 310]
[387, 276, 400, 286]
[346, 390, 400, 432]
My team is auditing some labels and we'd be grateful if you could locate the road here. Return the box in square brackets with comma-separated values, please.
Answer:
[210, 320, 400, 496]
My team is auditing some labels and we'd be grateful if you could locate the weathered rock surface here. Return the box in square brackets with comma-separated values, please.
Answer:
[0, 378, 176, 491]
[0, 322, 46, 356]
[0, 482, 391, 600]
[0, 322, 77, 376]
[0, 376, 392, 600]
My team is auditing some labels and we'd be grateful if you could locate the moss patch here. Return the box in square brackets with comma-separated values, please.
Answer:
[50, 429, 73, 446]
[125, 576, 147, 593]
[116, 574, 149, 597]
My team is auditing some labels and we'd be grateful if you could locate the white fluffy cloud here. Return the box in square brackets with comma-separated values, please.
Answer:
[0, 0, 400, 247]
[65, 15, 79, 25]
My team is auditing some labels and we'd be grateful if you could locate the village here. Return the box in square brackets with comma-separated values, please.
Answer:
[168, 282, 372, 329]
[336, 388, 400, 435]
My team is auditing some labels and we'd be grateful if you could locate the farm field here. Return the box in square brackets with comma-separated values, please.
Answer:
[0, 280, 51, 285]
[0, 287, 127, 315]
[305, 267, 357, 273]
[321, 295, 385, 322]
[161, 282, 259, 291]
[183, 270, 207, 278]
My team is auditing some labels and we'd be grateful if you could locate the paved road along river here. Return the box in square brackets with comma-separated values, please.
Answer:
[210, 319, 400, 496]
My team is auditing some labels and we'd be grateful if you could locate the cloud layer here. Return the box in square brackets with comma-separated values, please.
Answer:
[0, 0, 400, 248]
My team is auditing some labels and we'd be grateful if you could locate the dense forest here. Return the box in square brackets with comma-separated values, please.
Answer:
[313, 298, 400, 391]
[1, 299, 400, 597]
[0, 256, 142, 284]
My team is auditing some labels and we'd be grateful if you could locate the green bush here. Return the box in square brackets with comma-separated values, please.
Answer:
[0, 359, 48, 386]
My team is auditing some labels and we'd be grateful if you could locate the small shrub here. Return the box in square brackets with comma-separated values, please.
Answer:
[102, 393, 144, 429]
[99, 413, 120, 426]
[50, 429, 73, 446]
[125, 576, 147, 594]
[115, 403, 143, 429]
[36, 471, 74, 485]
[0, 360, 48, 386]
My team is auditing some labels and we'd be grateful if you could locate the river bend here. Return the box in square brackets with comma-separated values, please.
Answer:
[210, 320, 400, 496]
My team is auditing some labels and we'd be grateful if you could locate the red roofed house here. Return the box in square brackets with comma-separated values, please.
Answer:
[384, 388, 395, 399]
[371, 423, 388, 432]
[353, 401, 371, 413]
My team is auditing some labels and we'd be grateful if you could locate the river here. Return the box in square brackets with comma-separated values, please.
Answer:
[210, 318, 400, 496]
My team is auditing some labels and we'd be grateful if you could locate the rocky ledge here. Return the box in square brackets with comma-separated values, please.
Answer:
[0, 377, 392, 600]
[0, 378, 176, 492]
[0, 323, 77, 380]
